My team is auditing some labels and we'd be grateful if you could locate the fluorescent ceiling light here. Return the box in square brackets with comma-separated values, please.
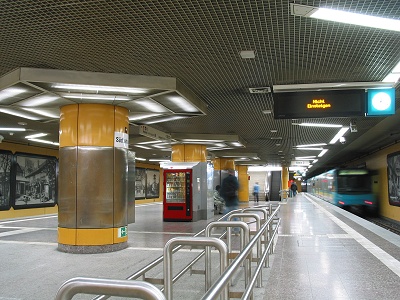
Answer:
[52, 83, 148, 94]
[168, 96, 198, 112]
[312, 159, 319, 163]
[0, 127, 26, 131]
[21, 108, 59, 119]
[274, 81, 393, 92]
[294, 147, 324, 151]
[230, 142, 243, 147]
[18, 95, 59, 106]
[182, 139, 224, 143]
[137, 140, 163, 145]
[299, 123, 342, 128]
[291, 3, 400, 32]
[329, 127, 349, 144]
[214, 143, 227, 148]
[60, 93, 131, 101]
[207, 147, 234, 151]
[0, 87, 26, 101]
[134, 99, 170, 112]
[135, 157, 146, 161]
[148, 159, 171, 162]
[318, 149, 329, 157]
[134, 145, 152, 149]
[129, 113, 162, 121]
[25, 133, 48, 139]
[240, 50, 255, 59]
[296, 143, 327, 147]
[295, 156, 316, 160]
[382, 73, 400, 83]
[28, 138, 59, 146]
[0, 108, 41, 120]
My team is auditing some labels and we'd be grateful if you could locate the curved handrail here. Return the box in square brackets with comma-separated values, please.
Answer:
[55, 277, 166, 300]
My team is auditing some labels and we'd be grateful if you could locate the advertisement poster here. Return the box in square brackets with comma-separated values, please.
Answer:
[387, 151, 400, 207]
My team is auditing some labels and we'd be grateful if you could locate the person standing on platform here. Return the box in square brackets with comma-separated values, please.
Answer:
[253, 182, 260, 202]
[220, 169, 239, 227]
[290, 182, 298, 197]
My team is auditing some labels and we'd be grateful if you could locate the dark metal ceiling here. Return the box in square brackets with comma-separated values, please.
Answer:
[1, 0, 399, 178]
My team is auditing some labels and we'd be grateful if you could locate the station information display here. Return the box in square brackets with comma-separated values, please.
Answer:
[273, 89, 366, 119]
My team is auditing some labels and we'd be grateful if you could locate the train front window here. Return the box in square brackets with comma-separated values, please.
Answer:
[337, 175, 371, 193]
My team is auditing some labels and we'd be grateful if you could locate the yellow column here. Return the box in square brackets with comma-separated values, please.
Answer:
[237, 165, 249, 202]
[281, 166, 289, 191]
[58, 104, 129, 253]
[171, 144, 207, 162]
[219, 158, 235, 170]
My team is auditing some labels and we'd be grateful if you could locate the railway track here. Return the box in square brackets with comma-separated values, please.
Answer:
[364, 217, 400, 236]
[347, 206, 400, 236]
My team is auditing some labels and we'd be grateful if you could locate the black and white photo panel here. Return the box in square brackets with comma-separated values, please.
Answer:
[12, 153, 58, 209]
[0, 150, 12, 210]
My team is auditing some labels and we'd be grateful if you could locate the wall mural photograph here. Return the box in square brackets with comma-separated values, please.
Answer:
[387, 151, 400, 207]
[13, 153, 58, 209]
[146, 169, 160, 198]
[135, 168, 146, 199]
[0, 151, 12, 210]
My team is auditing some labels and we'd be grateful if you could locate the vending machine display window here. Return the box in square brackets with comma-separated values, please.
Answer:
[163, 169, 192, 221]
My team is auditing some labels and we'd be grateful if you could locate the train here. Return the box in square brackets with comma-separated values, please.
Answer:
[307, 168, 377, 213]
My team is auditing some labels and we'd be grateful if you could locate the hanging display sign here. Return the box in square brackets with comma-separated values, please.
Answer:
[273, 89, 365, 119]
[139, 125, 171, 141]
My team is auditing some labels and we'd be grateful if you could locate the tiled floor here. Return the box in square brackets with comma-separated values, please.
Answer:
[0, 193, 399, 299]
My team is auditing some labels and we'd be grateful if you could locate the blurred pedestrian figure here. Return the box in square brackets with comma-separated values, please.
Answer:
[220, 169, 239, 232]
[290, 182, 298, 197]
[213, 185, 224, 214]
[253, 182, 260, 202]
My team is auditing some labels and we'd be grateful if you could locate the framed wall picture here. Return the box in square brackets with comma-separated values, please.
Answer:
[0, 150, 13, 211]
[12, 153, 58, 209]
[135, 168, 146, 199]
[146, 169, 160, 198]
[387, 151, 400, 207]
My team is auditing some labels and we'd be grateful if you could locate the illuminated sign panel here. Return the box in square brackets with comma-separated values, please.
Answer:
[273, 90, 365, 119]
[366, 88, 395, 116]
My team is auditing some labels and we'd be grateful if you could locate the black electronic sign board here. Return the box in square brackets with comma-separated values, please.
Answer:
[273, 89, 366, 119]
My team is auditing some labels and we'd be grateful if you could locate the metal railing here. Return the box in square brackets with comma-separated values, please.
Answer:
[77, 204, 281, 300]
[55, 277, 166, 300]
[163, 237, 229, 300]
[201, 206, 281, 300]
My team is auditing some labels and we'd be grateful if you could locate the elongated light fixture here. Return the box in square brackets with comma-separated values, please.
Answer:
[291, 3, 400, 32]
[329, 127, 349, 144]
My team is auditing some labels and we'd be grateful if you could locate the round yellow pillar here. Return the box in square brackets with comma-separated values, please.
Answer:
[171, 144, 207, 162]
[236, 165, 249, 202]
[281, 166, 289, 191]
[58, 104, 129, 253]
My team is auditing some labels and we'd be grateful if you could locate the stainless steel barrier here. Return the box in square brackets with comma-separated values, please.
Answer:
[201, 205, 281, 300]
[163, 236, 229, 300]
[242, 207, 270, 267]
[228, 213, 262, 288]
[55, 277, 166, 300]
[88, 205, 281, 300]
[205, 221, 250, 289]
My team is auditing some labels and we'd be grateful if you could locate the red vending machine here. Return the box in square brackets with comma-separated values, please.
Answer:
[163, 169, 192, 221]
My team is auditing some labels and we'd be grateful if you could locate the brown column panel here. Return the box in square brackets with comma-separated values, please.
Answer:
[76, 147, 114, 228]
[114, 147, 128, 227]
[58, 147, 78, 228]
